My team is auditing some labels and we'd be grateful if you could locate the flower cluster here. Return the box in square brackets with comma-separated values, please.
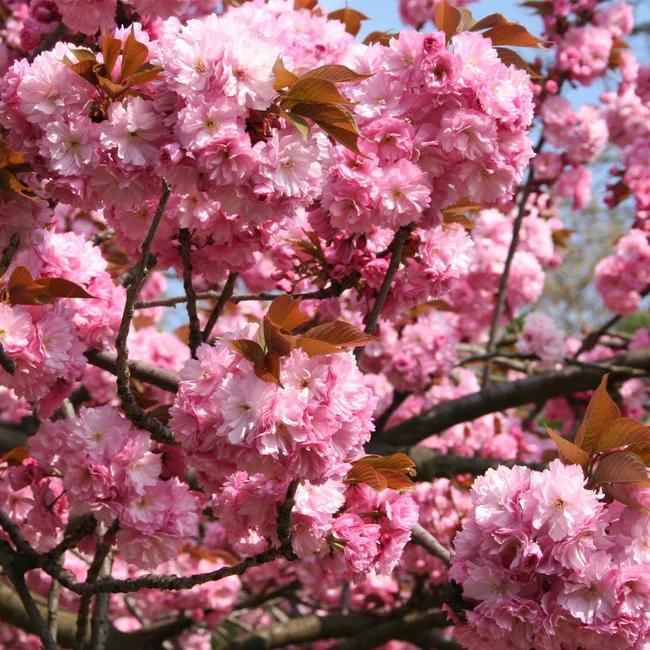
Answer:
[171, 334, 377, 487]
[450, 461, 650, 649]
[29, 405, 200, 567]
[0, 228, 124, 415]
[595, 229, 650, 314]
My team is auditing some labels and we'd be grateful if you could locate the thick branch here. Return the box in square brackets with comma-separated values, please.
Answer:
[0, 582, 191, 650]
[330, 608, 448, 650]
[224, 612, 379, 649]
[410, 523, 451, 566]
[374, 347, 650, 448]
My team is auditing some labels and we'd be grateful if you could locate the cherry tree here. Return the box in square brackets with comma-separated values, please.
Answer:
[0, 0, 649, 648]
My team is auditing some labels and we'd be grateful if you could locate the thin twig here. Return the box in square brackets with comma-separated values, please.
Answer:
[8, 567, 57, 650]
[114, 179, 174, 443]
[179, 229, 202, 358]
[574, 286, 650, 358]
[202, 272, 237, 342]
[277, 481, 298, 561]
[134, 286, 339, 310]
[363, 226, 412, 337]
[410, 523, 451, 566]
[481, 167, 538, 388]
[75, 521, 119, 649]
[0, 510, 283, 595]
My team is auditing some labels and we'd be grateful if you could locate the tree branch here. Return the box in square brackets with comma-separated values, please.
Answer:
[364, 225, 412, 337]
[178, 228, 202, 358]
[374, 347, 650, 448]
[202, 271, 237, 342]
[410, 523, 451, 566]
[84, 350, 180, 393]
[113, 179, 174, 443]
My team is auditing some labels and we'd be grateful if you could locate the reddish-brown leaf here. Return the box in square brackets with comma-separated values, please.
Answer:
[229, 339, 266, 365]
[284, 77, 352, 107]
[97, 75, 126, 100]
[328, 7, 368, 37]
[273, 58, 299, 91]
[1, 447, 29, 467]
[101, 32, 122, 76]
[547, 427, 590, 467]
[595, 418, 650, 452]
[601, 483, 650, 515]
[298, 320, 374, 354]
[285, 111, 310, 139]
[120, 27, 149, 81]
[345, 453, 417, 492]
[362, 31, 397, 46]
[147, 404, 172, 424]
[521, 0, 554, 15]
[574, 374, 621, 453]
[290, 102, 363, 155]
[294, 0, 318, 9]
[127, 64, 163, 87]
[42, 277, 94, 300]
[483, 23, 546, 48]
[68, 59, 98, 85]
[592, 451, 650, 487]
[71, 48, 96, 63]
[494, 47, 541, 78]
[434, 0, 461, 42]
[263, 317, 295, 357]
[456, 8, 476, 32]
[8, 267, 94, 305]
[253, 350, 283, 387]
[301, 64, 371, 84]
[471, 13, 508, 31]
[266, 295, 311, 330]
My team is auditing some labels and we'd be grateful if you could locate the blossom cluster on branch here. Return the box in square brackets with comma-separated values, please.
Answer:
[0, 0, 648, 648]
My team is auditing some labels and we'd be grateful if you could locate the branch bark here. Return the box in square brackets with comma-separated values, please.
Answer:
[179, 228, 202, 358]
[114, 179, 173, 443]
[374, 347, 650, 448]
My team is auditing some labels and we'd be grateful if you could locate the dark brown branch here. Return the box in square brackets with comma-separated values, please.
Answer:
[134, 286, 339, 310]
[330, 608, 448, 650]
[0, 342, 16, 375]
[202, 271, 237, 342]
[410, 523, 451, 566]
[223, 612, 379, 649]
[364, 225, 412, 337]
[0, 233, 20, 276]
[481, 163, 539, 388]
[84, 350, 180, 393]
[0, 512, 282, 595]
[574, 286, 650, 357]
[8, 567, 57, 650]
[179, 229, 202, 358]
[0, 582, 191, 650]
[75, 521, 118, 650]
[277, 481, 298, 561]
[114, 179, 173, 443]
[374, 347, 650, 448]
